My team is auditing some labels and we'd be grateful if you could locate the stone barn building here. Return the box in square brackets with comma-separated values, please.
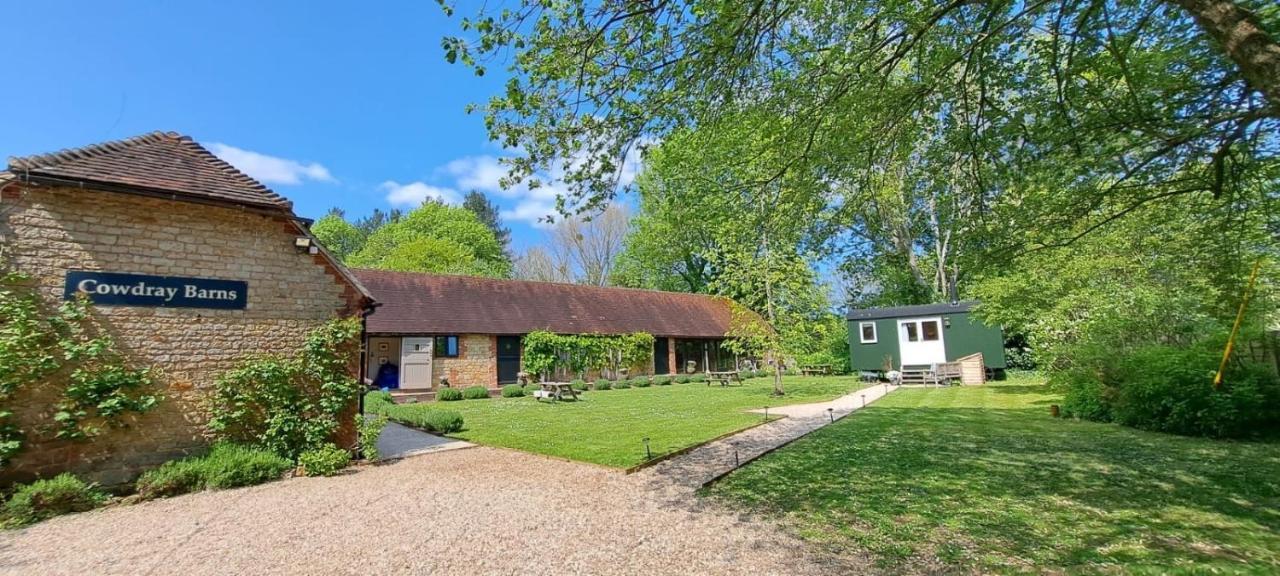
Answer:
[0, 132, 373, 486]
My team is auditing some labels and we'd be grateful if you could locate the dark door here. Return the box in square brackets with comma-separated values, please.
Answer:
[497, 336, 522, 384]
[653, 338, 670, 374]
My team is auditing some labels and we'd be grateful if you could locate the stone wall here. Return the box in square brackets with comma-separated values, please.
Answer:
[433, 334, 496, 388]
[0, 184, 363, 487]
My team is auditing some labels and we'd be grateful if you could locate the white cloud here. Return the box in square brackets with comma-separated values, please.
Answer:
[381, 180, 462, 207]
[208, 143, 335, 185]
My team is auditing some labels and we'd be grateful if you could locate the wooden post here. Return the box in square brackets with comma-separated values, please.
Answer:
[1215, 257, 1263, 389]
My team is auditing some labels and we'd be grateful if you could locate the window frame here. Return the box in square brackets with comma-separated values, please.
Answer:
[433, 335, 459, 358]
[921, 320, 941, 342]
[858, 321, 878, 344]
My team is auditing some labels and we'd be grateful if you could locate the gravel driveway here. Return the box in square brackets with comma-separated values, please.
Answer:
[0, 447, 850, 575]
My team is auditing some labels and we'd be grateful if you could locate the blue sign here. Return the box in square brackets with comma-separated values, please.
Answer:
[64, 271, 248, 310]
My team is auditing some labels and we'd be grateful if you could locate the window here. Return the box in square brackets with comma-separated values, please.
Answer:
[433, 335, 459, 358]
[859, 322, 877, 344]
[921, 320, 940, 341]
[903, 322, 919, 342]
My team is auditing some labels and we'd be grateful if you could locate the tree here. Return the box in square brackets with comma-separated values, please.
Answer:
[515, 204, 631, 285]
[442, 0, 1278, 263]
[311, 214, 365, 261]
[513, 246, 572, 283]
[463, 190, 512, 256]
[347, 201, 512, 277]
[612, 168, 719, 292]
[353, 208, 403, 239]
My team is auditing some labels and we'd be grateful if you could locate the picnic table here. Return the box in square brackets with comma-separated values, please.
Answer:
[533, 382, 579, 401]
[704, 370, 743, 387]
[800, 364, 832, 376]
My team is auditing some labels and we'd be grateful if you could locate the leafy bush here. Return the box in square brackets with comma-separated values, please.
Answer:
[436, 388, 463, 401]
[1057, 340, 1280, 438]
[365, 390, 394, 413]
[501, 384, 525, 398]
[1, 473, 107, 528]
[632, 377, 651, 388]
[462, 386, 491, 400]
[356, 413, 388, 460]
[612, 380, 631, 389]
[135, 443, 292, 500]
[570, 379, 589, 391]
[691, 374, 707, 384]
[594, 379, 612, 390]
[298, 444, 351, 477]
[653, 376, 671, 385]
[675, 375, 691, 384]
[208, 318, 362, 459]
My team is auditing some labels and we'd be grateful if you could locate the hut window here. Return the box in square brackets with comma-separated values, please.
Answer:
[859, 322, 877, 344]
[433, 335, 459, 358]
[903, 322, 919, 342]
[921, 320, 940, 341]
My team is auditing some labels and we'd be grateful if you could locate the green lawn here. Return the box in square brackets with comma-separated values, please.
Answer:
[403, 376, 867, 468]
[707, 375, 1280, 574]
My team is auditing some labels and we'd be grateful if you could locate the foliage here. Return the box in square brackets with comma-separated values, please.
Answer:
[594, 379, 612, 390]
[632, 378, 651, 388]
[364, 390, 394, 413]
[501, 384, 525, 398]
[311, 214, 365, 261]
[435, 375, 864, 468]
[135, 443, 292, 500]
[710, 378, 1280, 572]
[356, 413, 388, 461]
[2, 473, 106, 528]
[521, 330, 654, 381]
[462, 386, 490, 400]
[369, 402, 465, 434]
[346, 201, 511, 277]
[462, 190, 512, 257]
[0, 272, 159, 465]
[674, 375, 691, 385]
[690, 375, 706, 384]
[570, 379, 588, 391]
[612, 380, 631, 390]
[436, 388, 464, 401]
[207, 318, 362, 460]
[297, 444, 351, 477]
[515, 205, 630, 285]
[653, 376, 670, 386]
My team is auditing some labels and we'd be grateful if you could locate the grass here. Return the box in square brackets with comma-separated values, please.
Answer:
[706, 374, 1280, 574]
[390, 375, 866, 468]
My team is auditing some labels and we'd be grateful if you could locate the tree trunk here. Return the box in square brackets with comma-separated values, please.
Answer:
[1168, 0, 1280, 113]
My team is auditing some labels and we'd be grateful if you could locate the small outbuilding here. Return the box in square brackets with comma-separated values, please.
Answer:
[848, 301, 1005, 376]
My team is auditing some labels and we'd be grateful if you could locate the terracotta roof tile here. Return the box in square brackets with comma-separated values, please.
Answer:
[6, 131, 291, 210]
[356, 269, 736, 338]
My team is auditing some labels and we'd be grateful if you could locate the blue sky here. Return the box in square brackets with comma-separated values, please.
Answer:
[0, 1, 614, 251]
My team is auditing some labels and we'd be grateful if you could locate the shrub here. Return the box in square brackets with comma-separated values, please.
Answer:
[675, 375, 691, 384]
[463, 386, 491, 400]
[436, 388, 464, 401]
[612, 380, 631, 389]
[653, 375, 671, 385]
[1058, 372, 1112, 422]
[135, 443, 292, 500]
[1, 473, 106, 528]
[373, 403, 465, 434]
[207, 318, 362, 459]
[691, 374, 707, 384]
[501, 384, 525, 398]
[594, 379, 612, 390]
[365, 390, 394, 414]
[632, 377, 652, 388]
[356, 413, 388, 460]
[298, 444, 351, 477]
[571, 379, 589, 391]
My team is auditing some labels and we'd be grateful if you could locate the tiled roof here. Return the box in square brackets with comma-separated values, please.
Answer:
[357, 269, 737, 338]
[6, 131, 291, 210]
[847, 301, 977, 320]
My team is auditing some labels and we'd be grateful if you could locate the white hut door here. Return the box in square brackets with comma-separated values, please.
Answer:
[897, 317, 946, 367]
[400, 338, 434, 390]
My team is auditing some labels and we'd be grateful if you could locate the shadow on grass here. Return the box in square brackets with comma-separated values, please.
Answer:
[708, 404, 1280, 572]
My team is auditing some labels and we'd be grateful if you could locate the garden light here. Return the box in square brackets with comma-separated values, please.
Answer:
[643, 437, 652, 460]
[827, 407, 834, 423]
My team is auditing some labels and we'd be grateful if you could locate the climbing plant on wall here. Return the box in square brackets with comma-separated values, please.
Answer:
[521, 331, 655, 381]
[0, 272, 160, 466]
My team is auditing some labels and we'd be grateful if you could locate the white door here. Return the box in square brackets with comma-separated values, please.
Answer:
[400, 338, 434, 390]
[898, 317, 946, 366]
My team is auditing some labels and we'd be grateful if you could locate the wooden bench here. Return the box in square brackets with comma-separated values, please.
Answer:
[534, 382, 578, 401]
[800, 364, 832, 376]
[705, 370, 743, 387]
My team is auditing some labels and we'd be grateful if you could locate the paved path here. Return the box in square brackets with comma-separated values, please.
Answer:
[376, 421, 472, 460]
[0, 447, 852, 576]
[634, 382, 898, 491]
